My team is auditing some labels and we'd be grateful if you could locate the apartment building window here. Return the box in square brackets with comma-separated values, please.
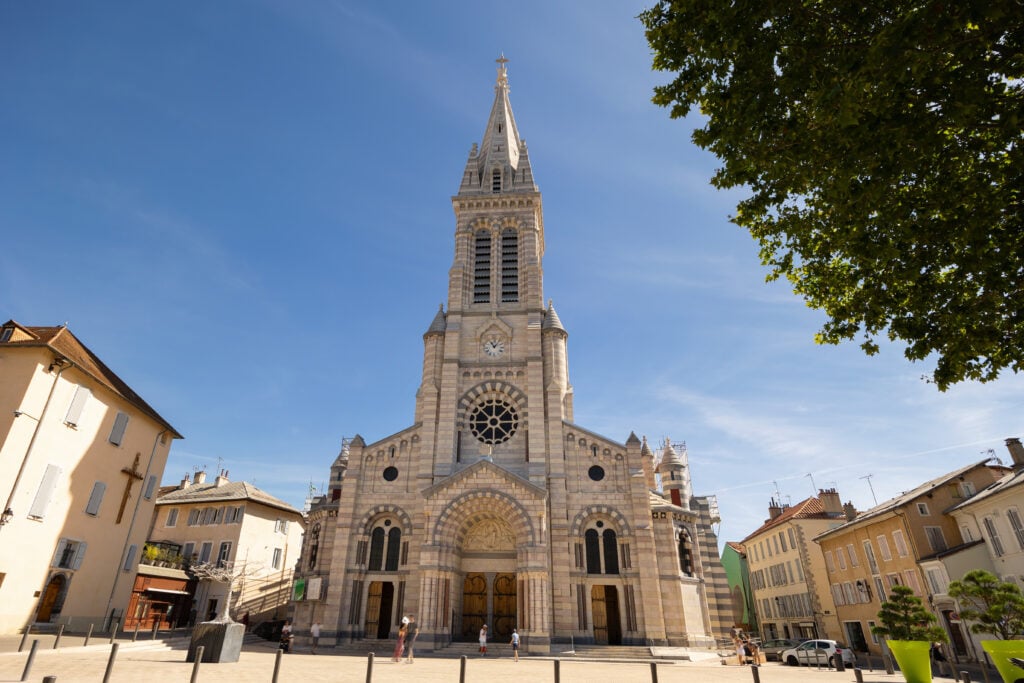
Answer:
[1007, 508, 1024, 550]
[109, 412, 129, 445]
[886, 573, 902, 589]
[272, 547, 283, 569]
[831, 583, 846, 606]
[795, 558, 804, 581]
[877, 535, 893, 561]
[123, 544, 138, 571]
[916, 502, 930, 516]
[843, 581, 857, 604]
[182, 542, 195, 561]
[53, 539, 87, 569]
[165, 508, 178, 527]
[64, 386, 91, 427]
[983, 517, 1006, 557]
[836, 547, 847, 570]
[903, 570, 923, 595]
[874, 576, 887, 603]
[926, 567, 949, 594]
[275, 519, 290, 534]
[217, 542, 232, 568]
[962, 481, 976, 497]
[847, 544, 859, 566]
[892, 529, 909, 557]
[225, 505, 245, 524]
[863, 540, 879, 574]
[29, 464, 62, 520]
[84, 482, 106, 516]
[788, 528, 796, 548]
[187, 509, 201, 526]
[824, 550, 835, 572]
[199, 542, 212, 563]
[961, 524, 975, 542]
[924, 526, 948, 552]
[143, 475, 157, 500]
[779, 531, 787, 552]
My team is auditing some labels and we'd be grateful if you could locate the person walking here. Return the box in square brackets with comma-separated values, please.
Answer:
[280, 621, 293, 654]
[392, 621, 407, 662]
[931, 642, 947, 677]
[510, 628, 520, 661]
[479, 624, 488, 655]
[310, 621, 321, 654]
[404, 615, 418, 663]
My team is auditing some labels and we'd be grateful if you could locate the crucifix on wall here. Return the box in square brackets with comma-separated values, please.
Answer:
[116, 453, 145, 524]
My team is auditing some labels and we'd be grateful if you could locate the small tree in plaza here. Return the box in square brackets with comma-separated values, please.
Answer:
[189, 561, 262, 623]
[872, 585, 947, 642]
[948, 569, 1024, 640]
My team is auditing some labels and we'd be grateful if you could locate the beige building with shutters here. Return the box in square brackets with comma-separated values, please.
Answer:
[288, 60, 733, 654]
[0, 320, 181, 634]
[815, 457, 1008, 657]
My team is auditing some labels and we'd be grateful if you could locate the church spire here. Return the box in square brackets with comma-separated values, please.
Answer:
[458, 56, 538, 196]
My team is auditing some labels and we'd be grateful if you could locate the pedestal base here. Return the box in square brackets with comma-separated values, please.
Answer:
[187, 621, 245, 663]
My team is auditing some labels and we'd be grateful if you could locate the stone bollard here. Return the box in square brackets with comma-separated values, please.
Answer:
[43, 677, 57, 683]
[102, 643, 119, 683]
[836, 653, 845, 672]
[854, 668, 864, 683]
[365, 652, 374, 683]
[460, 655, 467, 683]
[20, 639, 39, 682]
[190, 645, 204, 683]
[751, 662, 761, 683]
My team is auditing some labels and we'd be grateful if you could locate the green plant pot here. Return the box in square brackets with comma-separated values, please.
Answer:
[981, 640, 1024, 683]
[888, 640, 933, 683]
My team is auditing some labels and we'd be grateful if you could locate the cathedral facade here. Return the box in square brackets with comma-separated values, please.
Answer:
[292, 61, 731, 653]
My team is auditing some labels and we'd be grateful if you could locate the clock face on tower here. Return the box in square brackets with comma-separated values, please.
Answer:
[483, 338, 505, 358]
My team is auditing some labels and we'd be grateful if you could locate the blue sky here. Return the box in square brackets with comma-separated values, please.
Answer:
[2, 2, 1021, 545]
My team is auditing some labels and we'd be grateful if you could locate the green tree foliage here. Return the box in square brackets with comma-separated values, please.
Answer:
[640, 1, 1023, 390]
[871, 585, 947, 642]
[948, 569, 1024, 639]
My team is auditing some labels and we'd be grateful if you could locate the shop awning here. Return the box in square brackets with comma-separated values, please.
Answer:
[144, 587, 190, 595]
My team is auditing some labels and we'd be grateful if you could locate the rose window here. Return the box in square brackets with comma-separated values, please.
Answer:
[468, 397, 519, 444]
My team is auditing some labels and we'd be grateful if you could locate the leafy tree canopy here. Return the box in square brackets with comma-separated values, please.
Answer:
[871, 585, 947, 642]
[641, 1, 1023, 390]
[948, 569, 1024, 639]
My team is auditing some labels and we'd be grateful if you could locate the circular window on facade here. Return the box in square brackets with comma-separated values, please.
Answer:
[588, 465, 605, 481]
[468, 397, 519, 444]
[383, 466, 399, 481]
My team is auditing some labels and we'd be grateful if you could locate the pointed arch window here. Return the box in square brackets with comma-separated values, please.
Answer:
[678, 528, 694, 576]
[368, 521, 402, 571]
[385, 528, 401, 571]
[602, 530, 619, 574]
[368, 527, 385, 570]
[473, 230, 491, 303]
[501, 229, 518, 302]
[585, 529, 601, 574]
[584, 525, 620, 575]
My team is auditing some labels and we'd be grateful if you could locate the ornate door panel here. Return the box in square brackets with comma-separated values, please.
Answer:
[462, 573, 487, 640]
[591, 585, 608, 644]
[493, 573, 517, 639]
[365, 582, 382, 638]
[365, 581, 395, 639]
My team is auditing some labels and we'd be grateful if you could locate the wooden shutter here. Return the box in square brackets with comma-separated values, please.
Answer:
[108, 412, 129, 445]
[64, 386, 91, 427]
[143, 475, 156, 500]
[85, 482, 106, 515]
[29, 464, 62, 519]
[72, 541, 88, 569]
[51, 539, 69, 567]
[122, 544, 136, 571]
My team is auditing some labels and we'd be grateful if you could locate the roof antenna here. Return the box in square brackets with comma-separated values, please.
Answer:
[805, 472, 817, 495]
[860, 474, 878, 506]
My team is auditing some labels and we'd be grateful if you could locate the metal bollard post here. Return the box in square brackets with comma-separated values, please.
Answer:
[84, 623, 94, 647]
[554, 658, 561, 683]
[459, 655, 467, 683]
[102, 643, 119, 683]
[18, 624, 31, 652]
[272, 648, 283, 683]
[884, 653, 895, 675]
[854, 668, 864, 683]
[650, 660, 659, 683]
[43, 677, 57, 683]
[133, 622, 141, 642]
[836, 654, 845, 672]
[365, 652, 374, 683]
[960, 672, 972, 683]
[109, 620, 120, 644]
[152, 622, 159, 640]
[54, 624, 64, 649]
[190, 645, 204, 683]
[20, 639, 39, 682]
[751, 662, 761, 683]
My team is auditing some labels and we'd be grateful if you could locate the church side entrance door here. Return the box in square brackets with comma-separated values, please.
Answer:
[591, 585, 622, 645]
[461, 573, 487, 640]
[492, 573, 517, 639]
[365, 581, 395, 639]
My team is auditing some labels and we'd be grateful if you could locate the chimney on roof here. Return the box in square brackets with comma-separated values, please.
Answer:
[843, 502, 857, 522]
[819, 488, 843, 516]
[215, 469, 229, 487]
[194, 470, 207, 485]
[179, 472, 191, 490]
[768, 498, 783, 520]
[1006, 437, 1024, 469]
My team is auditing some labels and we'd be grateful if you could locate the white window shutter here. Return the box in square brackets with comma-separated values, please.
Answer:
[72, 541, 87, 569]
[85, 482, 106, 515]
[64, 386, 91, 427]
[52, 538, 69, 567]
[108, 412, 129, 445]
[143, 475, 156, 500]
[30, 464, 62, 519]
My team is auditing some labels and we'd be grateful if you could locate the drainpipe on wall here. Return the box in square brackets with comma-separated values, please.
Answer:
[2, 357, 72, 530]
[102, 429, 168, 625]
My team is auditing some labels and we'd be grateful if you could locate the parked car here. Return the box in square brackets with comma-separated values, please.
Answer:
[760, 638, 803, 662]
[781, 639, 856, 668]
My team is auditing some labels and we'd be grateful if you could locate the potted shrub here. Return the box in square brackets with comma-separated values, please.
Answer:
[948, 569, 1024, 683]
[871, 585, 948, 683]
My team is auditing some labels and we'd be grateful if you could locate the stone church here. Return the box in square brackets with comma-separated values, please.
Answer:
[292, 60, 731, 653]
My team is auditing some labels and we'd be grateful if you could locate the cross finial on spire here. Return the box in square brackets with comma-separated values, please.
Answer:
[495, 54, 509, 90]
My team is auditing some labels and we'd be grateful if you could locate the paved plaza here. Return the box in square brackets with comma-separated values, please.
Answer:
[0, 633, 982, 683]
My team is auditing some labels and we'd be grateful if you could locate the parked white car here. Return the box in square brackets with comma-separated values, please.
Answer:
[781, 639, 856, 668]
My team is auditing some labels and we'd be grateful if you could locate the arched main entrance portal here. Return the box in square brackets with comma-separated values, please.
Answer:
[458, 518, 518, 641]
[365, 581, 395, 639]
[591, 584, 622, 645]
